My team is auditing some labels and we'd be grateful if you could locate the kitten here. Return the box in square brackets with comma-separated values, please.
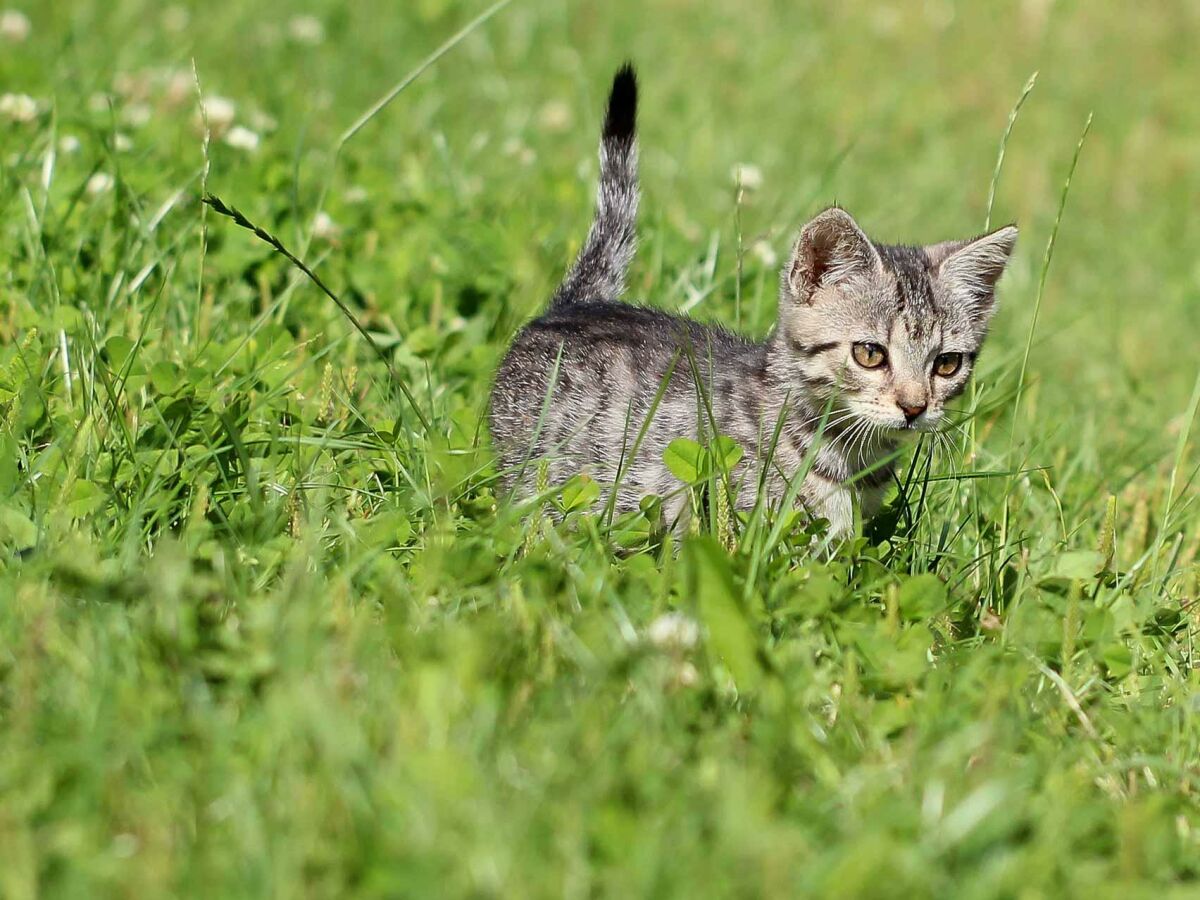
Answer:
[490, 65, 1017, 537]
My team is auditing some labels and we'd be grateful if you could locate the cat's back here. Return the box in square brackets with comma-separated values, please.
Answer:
[513, 301, 737, 359]
[489, 302, 752, 467]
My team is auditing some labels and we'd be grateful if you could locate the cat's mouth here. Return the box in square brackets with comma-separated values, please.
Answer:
[868, 414, 942, 435]
[901, 415, 943, 434]
[833, 397, 948, 436]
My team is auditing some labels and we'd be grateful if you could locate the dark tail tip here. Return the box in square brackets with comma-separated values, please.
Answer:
[602, 62, 638, 142]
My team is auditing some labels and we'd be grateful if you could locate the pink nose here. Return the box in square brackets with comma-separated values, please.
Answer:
[899, 403, 926, 423]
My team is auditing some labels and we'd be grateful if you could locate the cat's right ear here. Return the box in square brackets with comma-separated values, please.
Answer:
[782, 207, 882, 304]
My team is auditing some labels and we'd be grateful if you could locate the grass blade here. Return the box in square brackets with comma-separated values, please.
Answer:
[985, 71, 1038, 231]
[1009, 112, 1093, 456]
[201, 192, 432, 433]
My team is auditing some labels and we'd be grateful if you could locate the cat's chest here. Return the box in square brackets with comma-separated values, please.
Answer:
[734, 412, 896, 493]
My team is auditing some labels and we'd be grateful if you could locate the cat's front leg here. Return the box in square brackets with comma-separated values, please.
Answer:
[803, 475, 854, 539]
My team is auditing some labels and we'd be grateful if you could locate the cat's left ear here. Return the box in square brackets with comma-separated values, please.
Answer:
[783, 207, 883, 305]
[926, 224, 1018, 317]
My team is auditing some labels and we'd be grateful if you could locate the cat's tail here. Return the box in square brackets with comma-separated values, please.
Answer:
[550, 64, 639, 309]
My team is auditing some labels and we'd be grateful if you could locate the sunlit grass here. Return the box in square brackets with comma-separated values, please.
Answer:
[1, 1, 1198, 896]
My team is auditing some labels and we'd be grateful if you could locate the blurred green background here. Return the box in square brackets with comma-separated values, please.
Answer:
[1, 1, 1199, 897]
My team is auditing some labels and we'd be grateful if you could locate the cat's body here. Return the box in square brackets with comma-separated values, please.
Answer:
[491, 301, 890, 533]
[490, 66, 1017, 536]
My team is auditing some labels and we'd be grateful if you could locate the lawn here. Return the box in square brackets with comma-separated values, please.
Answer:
[2, 0, 1199, 896]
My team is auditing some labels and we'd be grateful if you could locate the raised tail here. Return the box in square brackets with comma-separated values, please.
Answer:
[550, 64, 640, 309]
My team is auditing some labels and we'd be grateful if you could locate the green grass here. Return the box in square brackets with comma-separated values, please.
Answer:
[2, 1, 1200, 896]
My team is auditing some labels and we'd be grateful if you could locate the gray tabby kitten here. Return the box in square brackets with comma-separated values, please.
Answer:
[491, 65, 1018, 537]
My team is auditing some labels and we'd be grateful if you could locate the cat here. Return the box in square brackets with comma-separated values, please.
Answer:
[490, 64, 1018, 537]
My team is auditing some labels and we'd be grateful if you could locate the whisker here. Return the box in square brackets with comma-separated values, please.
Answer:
[941, 420, 971, 440]
[848, 418, 873, 467]
[798, 409, 858, 432]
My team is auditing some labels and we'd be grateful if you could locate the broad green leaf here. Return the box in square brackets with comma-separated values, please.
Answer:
[404, 325, 441, 356]
[1049, 550, 1102, 581]
[778, 571, 841, 617]
[1101, 643, 1133, 679]
[852, 621, 932, 689]
[259, 359, 292, 390]
[66, 480, 106, 518]
[50, 306, 83, 331]
[0, 506, 36, 551]
[0, 435, 17, 495]
[710, 435, 744, 473]
[686, 536, 762, 690]
[664, 437, 706, 484]
[557, 473, 600, 513]
[150, 361, 182, 395]
[896, 573, 947, 621]
[104, 336, 143, 375]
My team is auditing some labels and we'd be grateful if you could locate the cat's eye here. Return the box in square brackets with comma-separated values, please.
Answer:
[933, 352, 964, 377]
[852, 342, 887, 369]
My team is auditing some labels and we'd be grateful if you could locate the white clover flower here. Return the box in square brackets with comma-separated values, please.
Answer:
[111, 832, 139, 859]
[162, 5, 189, 32]
[871, 6, 901, 35]
[112, 71, 148, 98]
[674, 661, 700, 688]
[113, 132, 133, 152]
[0, 9, 30, 42]
[924, 0, 955, 29]
[223, 125, 260, 152]
[164, 68, 193, 106]
[537, 100, 572, 133]
[0, 92, 37, 123]
[86, 173, 114, 196]
[731, 162, 763, 191]
[287, 14, 325, 45]
[502, 137, 536, 166]
[123, 102, 152, 128]
[247, 110, 278, 133]
[59, 134, 81, 154]
[751, 239, 778, 268]
[199, 94, 236, 129]
[312, 211, 339, 240]
[646, 612, 700, 651]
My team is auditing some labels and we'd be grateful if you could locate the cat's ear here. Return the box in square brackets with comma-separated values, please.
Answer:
[927, 224, 1018, 315]
[783, 207, 882, 304]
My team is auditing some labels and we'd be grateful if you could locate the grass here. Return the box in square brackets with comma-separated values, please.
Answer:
[2, 0, 1200, 896]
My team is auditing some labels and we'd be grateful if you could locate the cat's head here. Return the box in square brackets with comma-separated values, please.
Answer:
[775, 207, 1017, 433]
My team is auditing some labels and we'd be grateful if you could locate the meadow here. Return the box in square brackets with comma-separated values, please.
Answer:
[2, 0, 1199, 896]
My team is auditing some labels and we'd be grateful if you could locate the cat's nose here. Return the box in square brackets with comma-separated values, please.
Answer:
[899, 402, 927, 423]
